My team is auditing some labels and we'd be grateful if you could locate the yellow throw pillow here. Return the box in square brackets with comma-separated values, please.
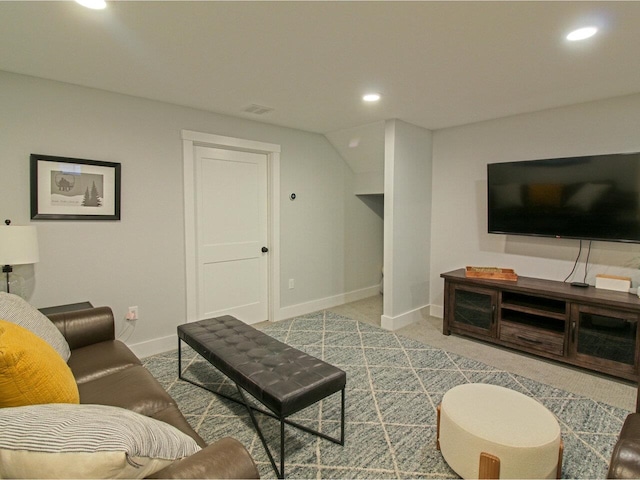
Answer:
[0, 320, 79, 407]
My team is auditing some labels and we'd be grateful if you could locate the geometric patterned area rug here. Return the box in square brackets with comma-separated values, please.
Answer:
[142, 311, 629, 479]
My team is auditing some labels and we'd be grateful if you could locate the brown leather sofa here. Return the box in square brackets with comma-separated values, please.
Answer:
[45, 306, 259, 479]
[608, 394, 640, 478]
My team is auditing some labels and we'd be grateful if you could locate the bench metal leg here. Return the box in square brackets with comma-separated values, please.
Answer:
[281, 416, 286, 478]
[235, 384, 285, 478]
[233, 385, 346, 479]
[178, 338, 182, 379]
[177, 338, 346, 479]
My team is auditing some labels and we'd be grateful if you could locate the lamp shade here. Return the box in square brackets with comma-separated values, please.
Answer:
[0, 226, 39, 265]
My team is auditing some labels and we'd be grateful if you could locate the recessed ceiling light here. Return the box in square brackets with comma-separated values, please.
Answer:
[566, 26, 598, 41]
[362, 93, 381, 103]
[75, 0, 107, 10]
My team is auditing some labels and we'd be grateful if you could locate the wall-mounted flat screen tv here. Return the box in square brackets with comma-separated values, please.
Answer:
[487, 152, 640, 243]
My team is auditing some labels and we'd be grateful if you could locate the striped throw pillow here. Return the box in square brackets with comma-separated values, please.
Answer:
[0, 403, 202, 478]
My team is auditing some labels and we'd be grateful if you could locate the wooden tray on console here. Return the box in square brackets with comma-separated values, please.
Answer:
[465, 266, 518, 281]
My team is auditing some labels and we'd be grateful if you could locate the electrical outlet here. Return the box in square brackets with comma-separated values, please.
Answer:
[126, 306, 139, 321]
[289, 279, 295, 289]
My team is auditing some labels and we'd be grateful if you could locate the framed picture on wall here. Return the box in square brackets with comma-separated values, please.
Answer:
[30, 154, 121, 220]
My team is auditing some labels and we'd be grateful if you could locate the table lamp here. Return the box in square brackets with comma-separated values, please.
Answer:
[0, 219, 40, 296]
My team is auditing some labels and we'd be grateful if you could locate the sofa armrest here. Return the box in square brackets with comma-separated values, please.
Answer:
[147, 437, 259, 479]
[609, 414, 640, 478]
[46, 306, 115, 350]
[608, 438, 640, 478]
[620, 413, 640, 439]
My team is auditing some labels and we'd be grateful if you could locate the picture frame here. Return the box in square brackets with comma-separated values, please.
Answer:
[30, 154, 121, 221]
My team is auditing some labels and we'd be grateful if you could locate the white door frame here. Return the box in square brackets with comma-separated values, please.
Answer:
[182, 129, 281, 323]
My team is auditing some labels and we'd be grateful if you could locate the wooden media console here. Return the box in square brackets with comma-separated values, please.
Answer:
[441, 268, 640, 381]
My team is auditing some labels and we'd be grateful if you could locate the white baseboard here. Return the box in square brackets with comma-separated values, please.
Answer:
[275, 285, 380, 321]
[381, 304, 430, 331]
[128, 285, 381, 357]
[430, 304, 444, 319]
[129, 333, 177, 359]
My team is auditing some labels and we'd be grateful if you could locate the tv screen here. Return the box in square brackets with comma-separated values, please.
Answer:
[487, 152, 640, 243]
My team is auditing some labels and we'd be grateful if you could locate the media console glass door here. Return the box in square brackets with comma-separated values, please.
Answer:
[449, 285, 498, 338]
[570, 304, 639, 378]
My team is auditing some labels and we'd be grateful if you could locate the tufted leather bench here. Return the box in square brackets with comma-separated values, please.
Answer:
[177, 316, 346, 479]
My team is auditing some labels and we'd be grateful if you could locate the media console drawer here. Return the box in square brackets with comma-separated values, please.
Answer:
[499, 321, 564, 356]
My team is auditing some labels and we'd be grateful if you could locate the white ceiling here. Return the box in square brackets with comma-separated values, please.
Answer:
[1, 1, 639, 135]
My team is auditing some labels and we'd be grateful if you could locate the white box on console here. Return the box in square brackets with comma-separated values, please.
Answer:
[595, 274, 631, 292]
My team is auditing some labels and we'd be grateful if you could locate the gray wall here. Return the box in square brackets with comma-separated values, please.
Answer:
[0, 71, 383, 350]
[430, 93, 640, 316]
[383, 119, 432, 328]
[6, 70, 636, 343]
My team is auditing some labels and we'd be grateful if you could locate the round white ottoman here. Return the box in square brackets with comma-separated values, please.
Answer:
[437, 383, 562, 479]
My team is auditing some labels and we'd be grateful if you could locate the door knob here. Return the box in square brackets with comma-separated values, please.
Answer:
[261, 247, 269, 253]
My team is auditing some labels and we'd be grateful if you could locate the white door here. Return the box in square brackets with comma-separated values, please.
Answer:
[195, 146, 269, 324]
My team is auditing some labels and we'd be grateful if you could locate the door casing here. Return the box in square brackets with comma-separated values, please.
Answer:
[182, 130, 281, 323]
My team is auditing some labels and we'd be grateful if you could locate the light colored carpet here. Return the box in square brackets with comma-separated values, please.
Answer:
[144, 308, 630, 479]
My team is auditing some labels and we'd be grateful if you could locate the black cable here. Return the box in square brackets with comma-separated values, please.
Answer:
[564, 239, 583, 283]
[583, 240, 593, 284]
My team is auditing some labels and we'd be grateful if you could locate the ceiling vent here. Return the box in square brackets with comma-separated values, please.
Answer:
[243, 104, 274, 115]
